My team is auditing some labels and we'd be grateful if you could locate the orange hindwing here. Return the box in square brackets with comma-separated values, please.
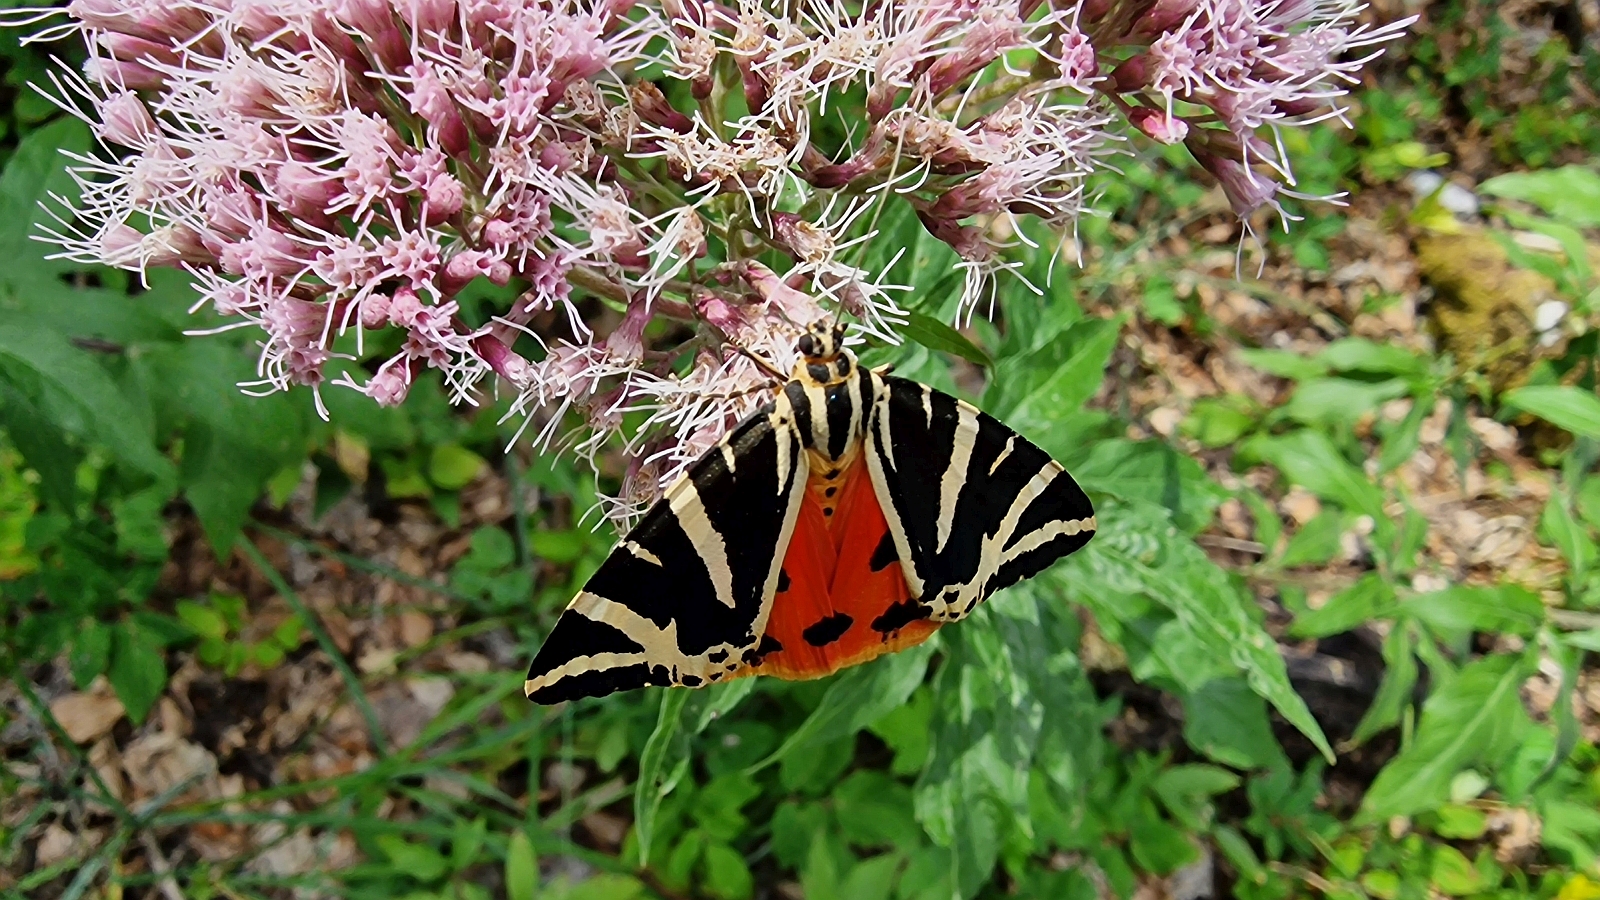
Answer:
[744, 453, 941, 681]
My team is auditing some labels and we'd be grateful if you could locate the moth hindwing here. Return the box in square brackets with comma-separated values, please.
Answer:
[525, 326, 1096, 704]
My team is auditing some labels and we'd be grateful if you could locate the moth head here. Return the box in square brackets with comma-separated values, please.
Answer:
[797, 321, 845, 361]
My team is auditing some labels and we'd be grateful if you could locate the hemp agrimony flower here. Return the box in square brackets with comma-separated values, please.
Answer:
[13, 0, 1408, 523]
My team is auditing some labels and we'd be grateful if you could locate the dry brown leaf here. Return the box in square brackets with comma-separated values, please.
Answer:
[50, 690, 125, 744]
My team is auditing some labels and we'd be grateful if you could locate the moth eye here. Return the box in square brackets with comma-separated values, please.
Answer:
[798, 335, 818, 357]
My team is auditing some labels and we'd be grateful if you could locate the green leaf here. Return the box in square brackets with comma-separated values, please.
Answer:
[1069, 439, 1228, 533]
[108, 619, 167, 725]
[991, 314, 1123, 424]
[1072, 500, 1334, 762]
[834, 771, 922, 851]
[0, 118, 91, 269]
[0, 325, 173, 487]
[770, 801, 828, 870]
[1542, 493, 1597, 578]
[1479, 166, 1600, 228]
[376, 834, 448, 882]
[1402, 584, 1547, 639]
[694, 677, 759, 733]
[1236, 348, 1328, 381]
[1502, 385, 1600, 440]
[634, 689, 691, 866]
[1352, 623, 1419, 746]
[1278, 510, 1348, 568]
[1181, 396, 1257, 448]
[754, 643, 933, 771]
[69, 621, 113, 688]
[901, 312, 992, 368]
[428, 443, 486, 490]
[1360, 652, 1534, 821]
[1281, 377, 1410, 429]
[839, 854, 901, 900]
[1182, 677, 1290, 770]
[505, 829, 538, 900]
[1290, 573, 1394, 639]
[1428, 844, 1484, 896]
[1242, 430, 1384, 519]
[1317, 339, 1429, 378]
[699, 841, 755, 900]
[867, 686, 933, 776]
[1433, 804, 1489, 840]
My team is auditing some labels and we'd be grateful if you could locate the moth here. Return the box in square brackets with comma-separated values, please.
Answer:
[524, 322, 1096, 704]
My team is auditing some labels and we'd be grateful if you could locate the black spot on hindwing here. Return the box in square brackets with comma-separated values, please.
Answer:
[870, 531, 898, 572]
[777, 569, 791, 593]
[802, 613, 854, 646]
[871, 599, 930, 634]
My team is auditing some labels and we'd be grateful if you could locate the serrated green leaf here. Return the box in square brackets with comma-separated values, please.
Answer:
[1360, 652, 1534, 821]
[1067, 500, 1333, 762]
[1503, 385, 1600, 440]
[901, 311, 992, 368]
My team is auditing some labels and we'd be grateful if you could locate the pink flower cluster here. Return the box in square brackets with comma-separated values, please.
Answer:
[20, 0, 1406, 522]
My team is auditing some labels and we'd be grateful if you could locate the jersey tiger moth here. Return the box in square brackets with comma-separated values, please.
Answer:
[524, 322, 1096, 703]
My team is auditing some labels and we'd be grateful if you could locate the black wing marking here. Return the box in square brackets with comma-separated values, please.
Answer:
[525, 398, 808, 704]
[862, 373, 1095, 624]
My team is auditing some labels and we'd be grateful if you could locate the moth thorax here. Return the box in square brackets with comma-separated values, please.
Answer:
[794, 347, 857, 387]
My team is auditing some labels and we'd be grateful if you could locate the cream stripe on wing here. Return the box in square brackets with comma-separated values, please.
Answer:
[989, 435, 1016, 476]
[749, 440, 808, 640]
[668, 481, 737, 609]
[935, 402, 979, 553]
[864, 386, 925, 599]
[771, 394, 795, 491]
[989, 463, 1063, 558]
[998, 514, 1098, 562]
[524, 650, 649, 694]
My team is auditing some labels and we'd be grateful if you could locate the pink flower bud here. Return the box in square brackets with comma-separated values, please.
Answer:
[366, 359, 414, 406]
[605, 298, 651, 362]
[84, 56, 167, 91]
[97, 92, 157, 147]
[424, 172, 465, 221]
[387, 286, 425, 327]
[360, 292, 392, 329]
[1129, 107, 1189, 144]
